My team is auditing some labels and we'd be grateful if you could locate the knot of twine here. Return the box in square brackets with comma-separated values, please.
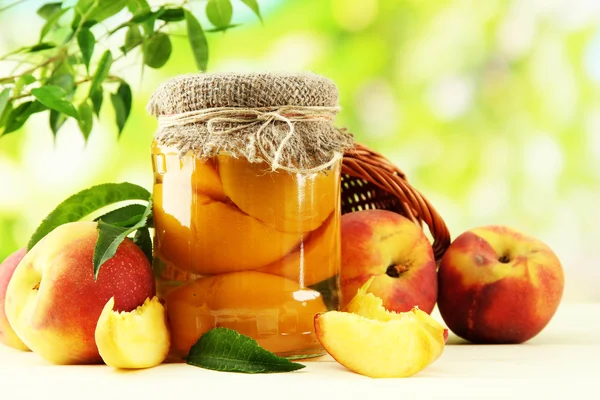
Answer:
[157, 105, 343, 173]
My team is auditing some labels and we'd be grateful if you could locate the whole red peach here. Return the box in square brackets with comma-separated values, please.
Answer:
[0, 248, 28, 350]
[339, 210, 438, 314]
[5, 221, 156, 364]
[437, 225, 564, 344]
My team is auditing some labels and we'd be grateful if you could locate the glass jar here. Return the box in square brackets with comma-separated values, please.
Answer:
[151, 141, 342, 359]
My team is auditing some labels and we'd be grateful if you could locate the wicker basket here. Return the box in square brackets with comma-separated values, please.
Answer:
[341, 142, 451, 261]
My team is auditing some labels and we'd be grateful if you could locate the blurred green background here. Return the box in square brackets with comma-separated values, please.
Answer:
[0, 0, 598, 302]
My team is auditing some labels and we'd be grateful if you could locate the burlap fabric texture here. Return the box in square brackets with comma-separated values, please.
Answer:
[147, 72, 354, 173]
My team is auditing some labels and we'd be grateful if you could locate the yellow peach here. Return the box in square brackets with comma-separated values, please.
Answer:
[164, 271, 327, 357]
[153, 184, 302, 275]
[346, 277, 448, 343]
[152, 143, 226, 202]
[5, 221, 155, 365]
[257, 212, 340, 286]
[95, 296, 170, 369]
[314, 309, 446, 378]
[218, 155, 339, 233]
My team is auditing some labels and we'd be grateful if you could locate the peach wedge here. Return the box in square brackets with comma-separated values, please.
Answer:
[95, 296, 170, 369]
[314, 278, 447, 378]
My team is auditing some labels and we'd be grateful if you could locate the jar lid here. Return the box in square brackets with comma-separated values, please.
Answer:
[147, 72, 354, 173]
[147, 72, 339, 115]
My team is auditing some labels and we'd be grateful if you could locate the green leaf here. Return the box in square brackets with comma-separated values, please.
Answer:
[206, 0, 233, 29]
[127, 0, 151, 14]
[39, 7, 70, 41]
[158, 8, 185, 22]
[0, 102, 13, 131]
[31, 86, 78, 119]
[74, 0, 93, 15]
[93, 199, 152, 279]
[47, 72, 75, 94]
[186, 328, 306, 373]
[185, 11, 209, 71]
[90, 87, 103, 116]
[133, 226, 152, 264]
[117, 83, 132, 117]
[77, 101, 93, 140]
[76, 0, 128, 24]
[37, 2, 63, 20]
[77, 27, 95, 72]
[2, 42, 56, 58]
[36, 85, 66, 98]
[20, 75, 37, 85]
[240, 0, 262, 22]
[110, 94, 126, 134]
[49, 109, 66, 137]
[131, 10, 155, 24]
[29, 42, 57, 52]
[127, 0, 153, 34]
[27, 182, 151, 251]
[206, 23, 240, 33]
[94, 204, 148, 227]
[0, 88, 11, 122]
[110, 82, 132, 135]
[124, 24, 142, 53]
[89, 50, 113, 95]
[3, 101, 47, 135]
[143, 33, 171, 69]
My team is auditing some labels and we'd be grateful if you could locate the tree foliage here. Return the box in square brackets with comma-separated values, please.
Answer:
[0, 0, 261, 139]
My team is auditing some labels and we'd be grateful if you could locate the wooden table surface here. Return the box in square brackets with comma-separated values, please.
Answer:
[1, 302, 597, 400]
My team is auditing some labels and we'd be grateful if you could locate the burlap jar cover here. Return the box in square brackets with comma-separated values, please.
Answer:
[147, 72, 355, 172]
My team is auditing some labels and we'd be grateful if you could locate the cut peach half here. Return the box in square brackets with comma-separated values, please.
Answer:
[164, 271, 327, 357]
[153, 185, 302, 275]
[218, 155, 339, 234]
[152, 143, 227, 202]
[257, 212, 341, 286]
[95, 296, 170, 369]
[314, 278, 447, 378]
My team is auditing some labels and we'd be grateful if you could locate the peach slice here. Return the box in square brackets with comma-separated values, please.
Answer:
[153, 184, 302, 275]
[164, 271, 327, 357]
[346, 277, 449, 343]
[190, 158, 227, 202]
[218, 155, 339, 233]
[95, 296, 170, 369]
[257, 212, 340, 286]
[152, 143, 227, 202]
[314, 279, 447, 378]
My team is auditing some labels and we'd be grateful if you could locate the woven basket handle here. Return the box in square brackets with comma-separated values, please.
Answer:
[341, 142, 451, 260]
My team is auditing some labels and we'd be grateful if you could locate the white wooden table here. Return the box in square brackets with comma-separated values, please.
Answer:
[1, 302, 597, 400]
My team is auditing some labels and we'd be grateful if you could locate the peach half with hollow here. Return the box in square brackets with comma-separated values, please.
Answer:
[153, 185, 302, 275]
[0, 248, 29, 351]
[95, 296, 170, 369]
[218, 155, 339, 233]
[257, 212, 340, 286]
[314, 279, 447, 378]
[339, 210, 438, 314]
[437, 225, 564, 344]
[5, 221, 156, 365]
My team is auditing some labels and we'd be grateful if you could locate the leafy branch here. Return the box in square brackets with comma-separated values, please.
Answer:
[0, 0, 262, 140]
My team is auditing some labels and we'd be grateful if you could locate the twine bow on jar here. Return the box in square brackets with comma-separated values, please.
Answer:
[157, 105, 345, 173]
